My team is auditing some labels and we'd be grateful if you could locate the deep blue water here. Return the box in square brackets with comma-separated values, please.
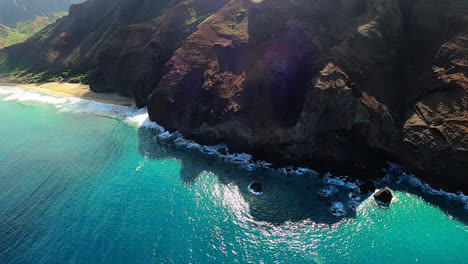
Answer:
[0, 86, 467, 264]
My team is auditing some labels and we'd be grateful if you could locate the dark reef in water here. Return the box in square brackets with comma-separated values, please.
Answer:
[249, 182, 263, 194]
[374, 188, 393, 207]
[1, 0, 467, 194]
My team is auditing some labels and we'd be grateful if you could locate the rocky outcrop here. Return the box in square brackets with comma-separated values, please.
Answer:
[147, 0, 468, 193]
[248, 182, 263, 194]
[400, 32, 468, 192]
[374, 188, 393, 206]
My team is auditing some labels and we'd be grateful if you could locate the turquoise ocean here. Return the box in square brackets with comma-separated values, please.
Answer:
[0, 86, 467, 264]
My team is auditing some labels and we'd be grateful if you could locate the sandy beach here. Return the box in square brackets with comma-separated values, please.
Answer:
[0, 82, 134, 106]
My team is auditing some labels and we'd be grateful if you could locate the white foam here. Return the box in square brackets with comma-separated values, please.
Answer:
[0, 85, 143, 121]
[318, 185, 339, 198]
[385, 163, 468, 210]
[4, 90, 69, 105]
[322, 173, 360, 191]
[347, 200, 360, 211]
[329, 202, 347, 217]
[0, 86, 276, 171]
[247, 182, 263, 196]
[278, 166, 316, 175]
[0, 86, 320, 175]
[149, 128, 268, 171]
[0, 86, 26, 95]
[348, 192, 360, 201]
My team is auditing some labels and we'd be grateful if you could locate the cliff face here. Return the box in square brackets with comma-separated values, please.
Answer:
[1, 0, 467, 192]
[90, 0, 231, 105]
[148, 0, 468, 192]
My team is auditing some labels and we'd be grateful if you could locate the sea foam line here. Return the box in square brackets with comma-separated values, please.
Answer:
[0, 85, 276, 172]
[1, 85, 466, 209]
[382, 163, 468, 210]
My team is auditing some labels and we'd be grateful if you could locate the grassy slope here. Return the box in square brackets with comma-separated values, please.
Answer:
[0, 13, 65, 49]
[0, 12, 81, 84]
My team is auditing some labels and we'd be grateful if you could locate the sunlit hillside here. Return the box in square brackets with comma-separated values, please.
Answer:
[0, 0, 83, 48]
[0, 14, 66, 48]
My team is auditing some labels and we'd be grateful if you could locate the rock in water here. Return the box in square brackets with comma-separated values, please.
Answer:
[330, 202, 347, 217]
[248, 182, 263, 195]
[348, 192, 360, 201]
[318, 185, 339, 199]
[347, 201, 360, 211]
[359, 181, 376, 195]
[374, 188, 393, 207]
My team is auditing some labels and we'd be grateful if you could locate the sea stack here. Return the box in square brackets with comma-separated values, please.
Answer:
[248, 182, 263, 195]
[374, 188, 393, 207]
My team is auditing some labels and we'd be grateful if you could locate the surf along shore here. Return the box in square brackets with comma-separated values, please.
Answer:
[0, 82, 134, 106]
[0, 81, 467, 217]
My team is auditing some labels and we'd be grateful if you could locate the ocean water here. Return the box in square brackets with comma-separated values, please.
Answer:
[0, 86, 467, 264]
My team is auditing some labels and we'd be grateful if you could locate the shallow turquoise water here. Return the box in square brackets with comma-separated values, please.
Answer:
[0, 89, 467, 263]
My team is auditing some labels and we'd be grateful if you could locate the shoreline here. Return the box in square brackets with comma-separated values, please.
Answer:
[0, 82, 134, 106]
[0, 81, 466, 211]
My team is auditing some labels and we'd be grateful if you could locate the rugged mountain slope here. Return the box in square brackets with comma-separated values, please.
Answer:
[90, 0, 231, 105]
[0, 15, 66, 48]
[0, 0, 83, 49]
[1, 0, 467, 192]
[1, 0, 230, 105]
[0, 0, 80, 26]
[148, 0, 468, 192]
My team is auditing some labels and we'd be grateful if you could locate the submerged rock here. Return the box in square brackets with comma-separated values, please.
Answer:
[347, 201, 360, 211]
[374, 188, 393, 207]
[318, 185, 339, 199]
[248, 182, 263, 195]
[359, 181, 377, 195]
[330, 202, 347, 217]
[348, 192, 361, 201]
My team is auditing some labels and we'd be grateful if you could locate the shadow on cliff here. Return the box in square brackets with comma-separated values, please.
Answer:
[137, 126, 357, 225]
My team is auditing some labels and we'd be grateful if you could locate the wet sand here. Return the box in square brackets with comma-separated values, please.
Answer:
[0, 82, 134, 106]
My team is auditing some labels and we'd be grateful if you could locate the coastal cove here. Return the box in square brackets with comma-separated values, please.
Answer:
[0, 85, 467, 263]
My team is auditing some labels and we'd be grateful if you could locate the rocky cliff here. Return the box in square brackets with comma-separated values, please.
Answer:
[1, 0, 467, 193]
[148, 0, 468, 193]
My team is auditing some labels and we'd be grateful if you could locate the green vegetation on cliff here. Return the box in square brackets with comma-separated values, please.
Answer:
[0, 51, 93, 85]
[0, 14, 65, 48]
[0, 0, 81, 25]
[0, 66, 95, 84]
